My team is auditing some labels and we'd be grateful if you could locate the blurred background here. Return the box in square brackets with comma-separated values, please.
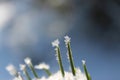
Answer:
[0, 0, 120, 80]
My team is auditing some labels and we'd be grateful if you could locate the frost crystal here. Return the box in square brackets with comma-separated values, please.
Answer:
[34, 68, 87, 80]
[24, 57, 31, 65]
[35, 63, 50, 70]
[64, 36, 71, 44]
[19, 64, 26, 71]
[82, 60, 86, 65]
[52, 39, 60, 47]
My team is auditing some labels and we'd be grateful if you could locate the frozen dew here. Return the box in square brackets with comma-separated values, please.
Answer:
[52, 38, 65, 77]
[82, 60, 86, 65]
[35, 63, 50, 70]
[64, 35, 76, 76]
[64, 35, 71, 44]
[52, 39, 60, 47]
[19, 64, 26, 71]
[24, 57, 31, 65]
[66, 52, 69, 60]
[47, 68, 87, 80]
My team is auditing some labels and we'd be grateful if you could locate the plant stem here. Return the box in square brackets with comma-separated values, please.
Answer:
[83, 62, 91, 80]
[44, 69, 52, 76]
[67, 42, 76, 76]
[29, 63, 39, 78]
[24, 69, 31, 80]
[56, 47, 65, 77]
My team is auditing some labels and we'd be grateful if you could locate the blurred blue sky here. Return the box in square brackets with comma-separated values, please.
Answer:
[0, 0, 120, 80]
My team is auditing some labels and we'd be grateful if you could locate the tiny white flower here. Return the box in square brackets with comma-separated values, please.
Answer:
[64, 35, 71, 44]
[19, 64, 26, 71]
[52, 39, 60, 47]
[24, 57, 31, 65]
[6, 64, 18, 76]
[35, 62, 50, 70]
[82, 60, 86, 65]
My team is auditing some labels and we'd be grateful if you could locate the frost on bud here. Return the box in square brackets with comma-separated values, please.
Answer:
[82, 60, 86, 65]
[19, 64, 26, 71]
[64, 36, 76, 76]
[64, 36, 71, 45]
[52, 39, 65, 77]
[52, 39, 60, 47]
[24, 57, 32, 66]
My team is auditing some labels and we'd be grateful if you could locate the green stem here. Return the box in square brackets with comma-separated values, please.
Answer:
[83, 63, 91, 80]
[24, 69, 31, 80]
[67, 42, 76, 76]
[56, 47, 65, 77]
[44, 69, 52, 76]
[29, 63, 39, 78]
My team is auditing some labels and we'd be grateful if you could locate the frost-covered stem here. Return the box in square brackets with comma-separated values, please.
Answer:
[24, 69, 31, 80]
[82, 60, 91, 80]
[24, 58, 39, 78]
[56, 47, 65, 77]
[64, 36, 76, 76]
[52, 39, 65, 77]
[29, 63, 39, 78]
[43, 69, 52, 76]
[66, 42, 76, 76]
[20, 64, 31, 80]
